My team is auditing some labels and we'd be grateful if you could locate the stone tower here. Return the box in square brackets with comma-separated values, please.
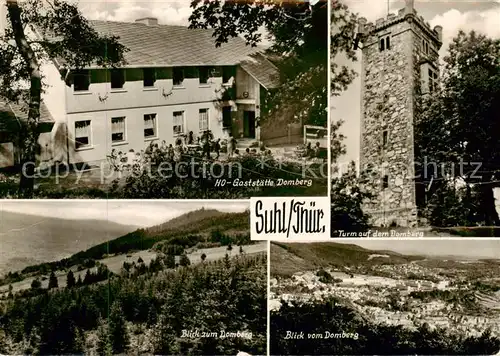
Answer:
[358, 0, 442, 227]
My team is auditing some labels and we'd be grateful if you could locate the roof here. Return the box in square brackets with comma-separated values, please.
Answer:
[240, 53, 280, 89]
[0, 100, 54, 132]
[56, 20, 264, 68]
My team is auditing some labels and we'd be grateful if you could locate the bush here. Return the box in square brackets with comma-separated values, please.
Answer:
[316, 269, 333, 283]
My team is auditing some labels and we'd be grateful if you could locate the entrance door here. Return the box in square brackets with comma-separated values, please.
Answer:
[243, 111, 256, 138]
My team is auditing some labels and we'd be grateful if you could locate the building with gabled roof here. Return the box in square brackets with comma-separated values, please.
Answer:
[7, 17, 282, 167]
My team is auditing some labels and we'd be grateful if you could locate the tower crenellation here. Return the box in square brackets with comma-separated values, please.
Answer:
[359, 1, 442, 228]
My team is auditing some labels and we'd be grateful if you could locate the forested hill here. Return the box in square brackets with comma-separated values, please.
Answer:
[74, 208, 250, 261]
[144, 208, 249, 235]
[271, 242, 424, 276]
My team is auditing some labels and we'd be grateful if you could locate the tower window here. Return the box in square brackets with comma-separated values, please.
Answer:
[422, 39, 430, 55]
[428, 68, 438, 93]
[382, 130, 388, 147]
[379, 35, 391, 52]
[382, 175, 389, 189]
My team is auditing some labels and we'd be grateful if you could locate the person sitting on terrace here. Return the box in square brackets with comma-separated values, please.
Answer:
[187, 131, 194, 145]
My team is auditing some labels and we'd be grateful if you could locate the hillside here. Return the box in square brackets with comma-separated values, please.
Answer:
[145, 208, 235, 234]
[1, 209, 251, 284]
[271, 242, 424, 277]
[75, 208, 250, 260]
[0, 210, 135, 276]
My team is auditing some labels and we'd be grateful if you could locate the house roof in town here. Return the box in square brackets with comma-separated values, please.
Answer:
[48, 20, 268, 69]
[0, 100, 54, 132]
[240, 53, 280, 90]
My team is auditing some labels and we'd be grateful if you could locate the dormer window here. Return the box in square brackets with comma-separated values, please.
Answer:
[379, 35, 391, 52]
[143, 68, 156, 87]
[73, 70, 90, 92]
[222, 67, 233, 84]
[173, 67, 184, 87]
[110, 69, 125, 89]
[199, 67, 211, 85]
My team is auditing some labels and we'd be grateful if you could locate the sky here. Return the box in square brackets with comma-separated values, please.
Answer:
[0, 200, 249, 227]
[338, 239, 500, 259]
[74, 0, 321, 24]
[334, 0, 500, 166]
[74, 0, 194, 26]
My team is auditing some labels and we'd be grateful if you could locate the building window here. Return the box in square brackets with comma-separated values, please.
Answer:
[222, 67, 232, 84]
[111, 117, 126, 143]
[144, 113, 157, 138]
[199, 67, 211, 85]
[386, 37, 390, 50]
[173, 67, 184, 86]
[143, 68, 156, 87]
[382, 130, 388, 147]
[110, 69, 125, 89]
[73, 70, 90, 92]
[382, 175, 389, 189]
[428, 68, 438, 93]
[173, 111, 184, 135]
[75, 120, 91, 149]
[222, 106, 232, 128]
[199, 108, 209, 131]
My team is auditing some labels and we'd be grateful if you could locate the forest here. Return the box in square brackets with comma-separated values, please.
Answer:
[0, 253, 266, 355]
[271, 298, 500, 355]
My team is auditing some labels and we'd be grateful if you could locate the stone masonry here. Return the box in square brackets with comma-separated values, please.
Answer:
[359, 0, 442, 227]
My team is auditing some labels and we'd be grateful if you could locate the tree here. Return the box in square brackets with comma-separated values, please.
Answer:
[165, 254, 176, 269]
[76, 274, 82, 286]
[224, 253, 231, 269]
[179, 253, 190, 267]
[331, 161, 373, 236]
[0, 0, 127, 196]
[189, 0, 328, 127]
[109, 301, 129, 354]
[96, 318, 113, 356]
[415, 30, 500, 226]
[331, 1, 358, 97]
[48, 271, 58, 289]
[30, 278, 41, 291]
[83, 269, 92, 285]
[227, 243, 233, 255]
[152, 308, 179, 355]
[66, 270, 75, 288]
[201, 253, 207, 262]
